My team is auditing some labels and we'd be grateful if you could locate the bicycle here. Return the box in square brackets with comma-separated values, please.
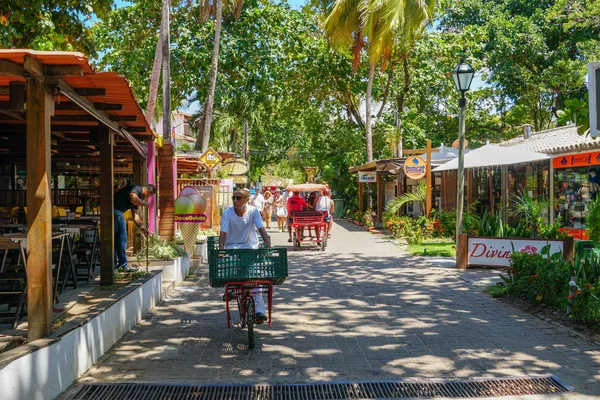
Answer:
[209, 247, 287, 349]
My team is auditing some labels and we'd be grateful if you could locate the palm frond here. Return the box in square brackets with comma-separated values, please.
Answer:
[383, 179, 426, 217]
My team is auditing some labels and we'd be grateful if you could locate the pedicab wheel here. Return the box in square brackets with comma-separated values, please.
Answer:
[292, 232, 299, 251]
[245, 298, 255, 349]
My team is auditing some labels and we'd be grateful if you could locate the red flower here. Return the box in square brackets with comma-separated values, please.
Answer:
[519, 245, 538, 254]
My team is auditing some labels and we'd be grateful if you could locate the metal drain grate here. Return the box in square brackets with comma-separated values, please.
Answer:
[70, 375, 570, 399]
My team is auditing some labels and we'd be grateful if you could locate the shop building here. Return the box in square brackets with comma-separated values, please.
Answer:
[499, 124, 600, 239]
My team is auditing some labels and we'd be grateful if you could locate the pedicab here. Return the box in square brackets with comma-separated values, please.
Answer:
[286, 183, 329, 251]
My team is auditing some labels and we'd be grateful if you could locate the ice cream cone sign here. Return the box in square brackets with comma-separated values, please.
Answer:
[175, 188, 208, 255]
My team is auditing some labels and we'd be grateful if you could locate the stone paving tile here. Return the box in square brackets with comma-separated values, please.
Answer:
[68, 221, 600, 397]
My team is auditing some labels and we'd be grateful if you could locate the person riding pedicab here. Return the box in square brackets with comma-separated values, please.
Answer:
[219, 188, 271, 324]
[286, 190, 309, 243]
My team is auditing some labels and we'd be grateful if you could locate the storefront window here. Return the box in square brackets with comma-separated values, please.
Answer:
[554, 167, 596, 229]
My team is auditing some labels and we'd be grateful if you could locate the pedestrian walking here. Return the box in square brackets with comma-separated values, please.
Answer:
[263, 190, 274, 229]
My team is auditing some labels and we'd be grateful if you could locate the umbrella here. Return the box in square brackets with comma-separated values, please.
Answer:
[432, 144, 550, 172]
[286, 183, 328, 193]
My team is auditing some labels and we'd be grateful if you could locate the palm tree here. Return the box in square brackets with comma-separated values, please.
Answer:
[383, 179, 426, 219]
[324, 0, 437, 162]
[194, 0, 246, 151]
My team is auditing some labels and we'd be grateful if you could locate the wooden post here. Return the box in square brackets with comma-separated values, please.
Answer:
[158, 143, 175, 239]
[99, 125, 115, 286]
[501, 165, 508, 223]
[425, 139, 432, 217]
[376, 173, 382, 222]
[549, 160, 554, 224]
[133, 155, 143, 253]
[26, 76, 54, 341]
[358, 179, 364, 213]
[563, 236, 574, 263]
[456, 233, 469, 269]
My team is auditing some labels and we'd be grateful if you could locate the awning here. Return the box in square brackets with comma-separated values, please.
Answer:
[432, 144, 550, 172]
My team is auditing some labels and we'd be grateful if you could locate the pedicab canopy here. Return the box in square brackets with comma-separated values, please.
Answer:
[286, 183, 328, 193]
[432, 144, 550, 172]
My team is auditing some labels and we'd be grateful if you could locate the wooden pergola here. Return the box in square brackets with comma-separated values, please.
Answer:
[0, 50, 154, 341]
[349, 140, 439, 221]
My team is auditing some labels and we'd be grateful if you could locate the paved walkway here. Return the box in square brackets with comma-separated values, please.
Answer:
[68, 221, 600, 396]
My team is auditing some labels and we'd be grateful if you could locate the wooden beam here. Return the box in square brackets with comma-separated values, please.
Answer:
[110, 115, 137, 122]
[71, 88, 106, 96]
[54, 102, 123, 111]
[133, 155, 143, 253]
[0, 110, 25, 120]
[348, 161, 377, 173]
[26, 76, 54, 341]
[9, 82, 26, 111]
[57, 79, 146, 157]
[23, 55, 44, 76]
[376, 173, 382, 222]
[358, 178, 364, 213]
[0, 59, 27, 76]
[98, 125, 115, 286]
[403, 148, 440, 155]
[425, 139, 432, 217]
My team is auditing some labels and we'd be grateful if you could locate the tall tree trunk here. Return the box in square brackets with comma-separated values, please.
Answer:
[195, 0, 223, 151]
[395, 58, 410, 157]
[365, 62, 375, 162]
[145, 9, 165, 126]
[161, 0, 171, 140]
[244, 118, 249, 160]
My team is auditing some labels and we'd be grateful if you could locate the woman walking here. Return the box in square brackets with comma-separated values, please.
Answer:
[263, 190, 274, 229]
[274, 189, 287, 232]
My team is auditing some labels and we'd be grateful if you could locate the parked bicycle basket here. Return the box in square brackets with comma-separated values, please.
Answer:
[209, 247, 288, 288]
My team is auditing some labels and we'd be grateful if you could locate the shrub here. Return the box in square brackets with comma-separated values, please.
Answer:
[508, 247, 571, 308]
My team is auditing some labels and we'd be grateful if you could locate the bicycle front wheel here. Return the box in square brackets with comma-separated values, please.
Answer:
[245, 297, 255, 349]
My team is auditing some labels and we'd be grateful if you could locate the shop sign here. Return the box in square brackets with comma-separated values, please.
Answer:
[232, 176, 248, 184]
[403, 156, 426, 180]
[553, 151, 600, 169]
[467, 237, 564, 267]
[359, 171, 376, 183]
[199, 147, 223, 169]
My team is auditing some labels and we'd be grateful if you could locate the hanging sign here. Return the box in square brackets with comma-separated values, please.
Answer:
[553, 151, 600, 169]
[359, 171, 376, 183]
[403, 156, 426, 180]
[198, 147, 223, 169]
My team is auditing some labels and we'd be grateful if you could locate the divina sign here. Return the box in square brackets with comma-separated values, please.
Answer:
[403, 156, 426, 180]
[466, 237, 565, 267]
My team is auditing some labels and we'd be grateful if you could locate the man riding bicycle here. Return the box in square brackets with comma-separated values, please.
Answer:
[219, 188, 271, 324]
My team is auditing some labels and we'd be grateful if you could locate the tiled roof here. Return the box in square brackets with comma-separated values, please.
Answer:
[498, 125, 600, 154]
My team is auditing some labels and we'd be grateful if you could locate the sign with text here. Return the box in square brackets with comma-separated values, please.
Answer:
[403, 156, 426, 180]
[199, 147, 223, 169]
[467, 237, 564, 267]
[553, 151, 600, 169]
[359, 171, 377, 183]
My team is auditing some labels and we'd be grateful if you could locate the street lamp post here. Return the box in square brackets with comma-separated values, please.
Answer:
[451, 59, 475, 248]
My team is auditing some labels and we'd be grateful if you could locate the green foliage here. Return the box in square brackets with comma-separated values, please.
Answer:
[587, 197, 600, 243]
[508, 246, 571, 307]
[574, 248, 600, 285]
[136, 234, 188, 261]
[383, 180, 426, 219]
[510, 192, 549, 238]
[0, 0, 113, 56]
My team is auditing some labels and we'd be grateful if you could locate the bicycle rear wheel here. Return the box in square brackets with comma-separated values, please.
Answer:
[245, 297, 255, 349]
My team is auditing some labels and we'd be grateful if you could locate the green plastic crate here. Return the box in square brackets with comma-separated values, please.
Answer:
[209, 247, 288, 288]
[207, 235, 268, 268]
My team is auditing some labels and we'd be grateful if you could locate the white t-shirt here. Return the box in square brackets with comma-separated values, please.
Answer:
[220, 205, 264, 249]
[315, 195, 331, 212]
[253, 193, 265, 212]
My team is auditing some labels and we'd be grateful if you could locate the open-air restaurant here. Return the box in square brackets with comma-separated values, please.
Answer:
[0, 50, 155, 342]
